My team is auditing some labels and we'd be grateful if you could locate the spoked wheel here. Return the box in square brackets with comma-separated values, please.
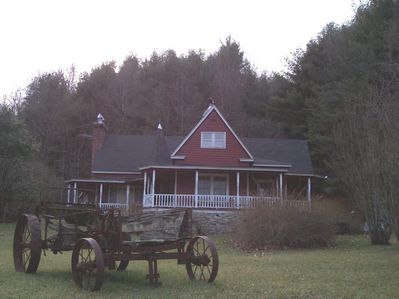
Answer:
[186, 236, 219, 282]
[71, 238, 105, 291]
[13, 214, 42, 273]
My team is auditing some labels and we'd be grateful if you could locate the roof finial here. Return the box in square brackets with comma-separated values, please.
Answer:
[96, 113, 105, 125]
[203, 98, 216, 117]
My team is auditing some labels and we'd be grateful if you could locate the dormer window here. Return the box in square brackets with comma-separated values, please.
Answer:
[201, 132, 226, 149]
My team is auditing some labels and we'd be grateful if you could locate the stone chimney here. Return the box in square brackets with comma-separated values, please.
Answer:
[92, 113, 107, 164]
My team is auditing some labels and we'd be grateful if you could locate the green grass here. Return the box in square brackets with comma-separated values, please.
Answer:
[1, 223, 399, 299]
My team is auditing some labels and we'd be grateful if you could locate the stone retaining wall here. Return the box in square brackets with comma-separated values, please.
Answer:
[192, 210, 238, 234]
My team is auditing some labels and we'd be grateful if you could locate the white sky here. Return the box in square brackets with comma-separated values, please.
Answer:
[0, 0, 357, 99]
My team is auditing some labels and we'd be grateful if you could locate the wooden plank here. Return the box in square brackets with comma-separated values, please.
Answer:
[122, 209, 191, 241]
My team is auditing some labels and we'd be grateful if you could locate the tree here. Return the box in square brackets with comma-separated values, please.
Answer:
[279, 0, 399, 243]
[332, 82, 399, 244]
[21, 71, 81, 177]
[0, 105, 60, 221]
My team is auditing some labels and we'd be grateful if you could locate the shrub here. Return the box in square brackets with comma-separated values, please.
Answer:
[233, 205, 336, 250]
[311, 196, 363, 234]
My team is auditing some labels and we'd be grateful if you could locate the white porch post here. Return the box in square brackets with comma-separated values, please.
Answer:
[174, 170, 177, 194]
[307, 177, 312, 204]
[236, 172, 240, 209]
[195, 170, 199, 208]
[67, 183, 71, 203]
[99, 183, 103, 206]
[174, 170, 178, 207]
[126, 184, 130, 212]
[73, 182, 77, 203]
[152, 169, 156, 207]
[143, 171, 147, 196]
[147, 173, 151, 194]
[246, 173, 249, 196]
[279, 173, 283, 199]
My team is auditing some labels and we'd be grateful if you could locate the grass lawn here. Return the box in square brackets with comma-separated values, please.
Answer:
[1, 223, 399, 299]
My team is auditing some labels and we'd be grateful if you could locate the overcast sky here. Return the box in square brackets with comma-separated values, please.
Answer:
[0, 0, 357, 99]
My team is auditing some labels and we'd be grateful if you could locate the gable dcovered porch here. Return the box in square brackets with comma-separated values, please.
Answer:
[140, 166, 312, 210]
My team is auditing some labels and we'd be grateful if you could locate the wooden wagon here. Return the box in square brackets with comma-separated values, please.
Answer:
[13, 190, 219, 291]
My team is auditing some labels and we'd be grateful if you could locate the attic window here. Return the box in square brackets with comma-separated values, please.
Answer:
[201, 132, 226, 149]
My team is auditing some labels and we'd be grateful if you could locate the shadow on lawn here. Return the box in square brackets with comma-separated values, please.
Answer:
[29, 267, 218, 297]
[33, 267, 176, 291]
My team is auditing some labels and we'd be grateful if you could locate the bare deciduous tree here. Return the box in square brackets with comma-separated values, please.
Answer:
[332, 82, 399, 244]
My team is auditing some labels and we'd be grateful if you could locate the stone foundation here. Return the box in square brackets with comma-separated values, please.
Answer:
[192, 210, 238, 234]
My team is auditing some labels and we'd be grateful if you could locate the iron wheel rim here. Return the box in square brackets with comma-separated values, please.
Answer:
[186, 236, 219, 282]
[71, 238, 105, 291]
[13, 214, 41, 273]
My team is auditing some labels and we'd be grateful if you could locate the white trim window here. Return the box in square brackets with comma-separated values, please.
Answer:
[108, 186, 127, 203]
[201, 132, 226, 149]
[198, 174, 229, 195]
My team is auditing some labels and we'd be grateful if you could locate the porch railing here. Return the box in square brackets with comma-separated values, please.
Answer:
[98, 203, 128, 210]
[143, 194, 309, 209]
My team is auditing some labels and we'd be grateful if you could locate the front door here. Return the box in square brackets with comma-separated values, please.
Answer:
[256, 179, 276, 197]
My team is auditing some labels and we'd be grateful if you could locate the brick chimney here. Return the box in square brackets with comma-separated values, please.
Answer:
[92, 113, 106, 164]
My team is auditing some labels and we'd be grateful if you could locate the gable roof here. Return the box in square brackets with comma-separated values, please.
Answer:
[92, 134, 314, 175]
[170, 104, 254, 160]
[242, 138, 313, 175]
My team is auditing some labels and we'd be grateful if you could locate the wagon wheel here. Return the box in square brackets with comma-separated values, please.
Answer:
[107, 232, 130, 271]
[71, 238, 105, 291]
[13, 214, 42, 273]
[186, 236, 219, 282]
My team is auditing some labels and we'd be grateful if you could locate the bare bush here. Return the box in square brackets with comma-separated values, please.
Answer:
[233, 204, 336, 250]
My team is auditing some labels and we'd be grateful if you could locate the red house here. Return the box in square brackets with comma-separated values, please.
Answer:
[65, 103, 315, 213]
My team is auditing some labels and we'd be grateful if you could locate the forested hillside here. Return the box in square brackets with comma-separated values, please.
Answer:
[3, 37, 289, 182]
[2, 0, 399, 241]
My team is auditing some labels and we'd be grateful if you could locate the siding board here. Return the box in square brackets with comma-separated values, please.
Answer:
[175, 110, 251, 167]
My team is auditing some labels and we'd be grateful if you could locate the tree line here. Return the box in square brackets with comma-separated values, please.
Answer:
[1, 0, 399, 245]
